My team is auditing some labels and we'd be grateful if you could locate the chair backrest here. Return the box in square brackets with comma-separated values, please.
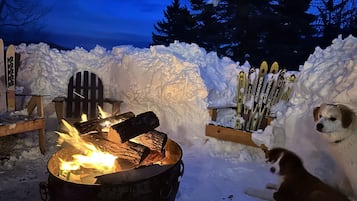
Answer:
[66, 71, 103, 119]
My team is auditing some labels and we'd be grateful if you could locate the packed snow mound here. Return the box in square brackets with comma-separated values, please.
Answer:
[257, 35, 357, 196]
[14, 41, 250, 152]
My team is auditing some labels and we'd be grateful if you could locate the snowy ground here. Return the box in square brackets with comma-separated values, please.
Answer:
[0, 35, 356, 201]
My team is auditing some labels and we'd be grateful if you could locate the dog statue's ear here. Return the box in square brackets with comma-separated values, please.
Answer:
[338, 104, 355, 128]
[313, 107, 320, 122]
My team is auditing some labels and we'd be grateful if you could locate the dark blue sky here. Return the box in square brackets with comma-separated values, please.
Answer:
[37, 0, 188, 49]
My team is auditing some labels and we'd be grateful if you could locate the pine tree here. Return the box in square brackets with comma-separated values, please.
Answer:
[265, 0, 316, 69]
[189, 0, 225, 53]
[314, 0, 357, 47]
[218, 0, 274, 66]
[151, 0, 197, 46]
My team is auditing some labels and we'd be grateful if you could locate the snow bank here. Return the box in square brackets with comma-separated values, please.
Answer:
[15, 41, 255, 155]
[15, 43, 202, 145]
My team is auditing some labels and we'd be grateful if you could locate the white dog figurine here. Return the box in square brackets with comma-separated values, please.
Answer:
[313, 103, 357, 199]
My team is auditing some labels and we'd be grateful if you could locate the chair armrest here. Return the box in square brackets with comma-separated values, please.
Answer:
[52, 96, 66, 120]
[25, 95, 44, 117]
[207, 105, 237, 121]
[104, 98, 123, 104]
[52, 96, 66, 103]
[104, 98, 123, 115]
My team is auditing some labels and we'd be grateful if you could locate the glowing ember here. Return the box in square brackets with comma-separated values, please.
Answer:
[56, 119, 118, 173]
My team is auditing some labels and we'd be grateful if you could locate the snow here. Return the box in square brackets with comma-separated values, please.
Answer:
[0, 35, 356, 201]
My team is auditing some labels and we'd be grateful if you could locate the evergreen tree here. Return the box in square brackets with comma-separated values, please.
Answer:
[190, 0, 274, 65]
[314, 0, 357, 47]
[203, 0, 274, 67]
[152, 0, 197, 46]
[190, 0, 225, 53]
[265, 0, 316, 69]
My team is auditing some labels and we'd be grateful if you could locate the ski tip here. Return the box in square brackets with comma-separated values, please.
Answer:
[289, 74, 296, 81]
[260, 61, 268, 73]
[270, 61, 279, 74]
[6, 44, 15, 55]
[260, 61, 268, 67]
[7, 44, 15, 50]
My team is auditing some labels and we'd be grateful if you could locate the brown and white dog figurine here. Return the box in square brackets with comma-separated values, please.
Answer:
[266, 147, 350, 201]
[313, 103, 357, 198]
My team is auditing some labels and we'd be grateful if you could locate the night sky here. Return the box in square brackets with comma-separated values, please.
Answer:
[27, 0, 186, 49]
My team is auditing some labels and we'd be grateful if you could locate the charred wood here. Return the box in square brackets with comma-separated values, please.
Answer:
[130, 130, 167, 153]
[74, 112, 135, 134]
[111, 111, 160, 142]
[81, 133, 149, 165]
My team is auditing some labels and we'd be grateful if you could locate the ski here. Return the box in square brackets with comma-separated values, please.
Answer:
[280, 74, 296, 102]
[235, 70, 246, 129]
[261, 62, 279, 109]
[0, 39, 6, 113]
[243, 67, 257, 130]
[247, 61, 268, 131]
[253, 61, 268, 108]
[269, 61, 279, 74]
[256, 62, 279, 129]
[5, 44, 16, 111]
[270, 69, 287, 107]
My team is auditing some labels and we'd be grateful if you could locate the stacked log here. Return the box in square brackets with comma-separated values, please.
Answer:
[76, 111, 167, 167]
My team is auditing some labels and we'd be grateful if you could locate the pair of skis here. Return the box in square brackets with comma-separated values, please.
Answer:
[0, 38, 16, 113]
[246, 61, 279, 131]
[235, 61, 291, 131]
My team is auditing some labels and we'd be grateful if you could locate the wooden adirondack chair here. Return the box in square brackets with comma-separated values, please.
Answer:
[52, 71, 123, 123]
[0, 43, 46, 154]
[0, 95, 46, 154]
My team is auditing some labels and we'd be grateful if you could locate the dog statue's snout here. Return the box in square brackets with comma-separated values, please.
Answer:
[316, 123, 324, 131]
[270, 167, 276, 173]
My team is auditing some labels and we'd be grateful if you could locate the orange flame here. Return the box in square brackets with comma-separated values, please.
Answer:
[80, 113, 88, 122]
[56, 119, 117, 173]
[98, 105, 111, 119]
[97, 105, 124, 131]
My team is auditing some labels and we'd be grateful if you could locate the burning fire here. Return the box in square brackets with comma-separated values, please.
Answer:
[55, 108, 167, 184]
[56, 119, 118, 174]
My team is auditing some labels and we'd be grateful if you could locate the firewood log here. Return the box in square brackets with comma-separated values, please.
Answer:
[74, 112, 135, 134]
[130, 130, 167, 153]
[111, 111, 160, 142]
[81, 133, 149, 165]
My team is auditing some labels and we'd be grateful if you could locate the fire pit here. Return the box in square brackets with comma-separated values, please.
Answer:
[41, 111, 184, 201]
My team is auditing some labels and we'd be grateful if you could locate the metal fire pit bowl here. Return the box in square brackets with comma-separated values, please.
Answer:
[44, 139, 184, 201]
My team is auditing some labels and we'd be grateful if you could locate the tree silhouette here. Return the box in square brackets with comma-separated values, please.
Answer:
[0, 0, 49, 28]
[152, 0, 197, 46]
[0, 0, 50, 44]
[313, 0, 357, 47]
[152, 0, 356, 70]
[265, 0, 316, 69]
[224, 0, 274, 66]
[190, 0, 225, 53]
